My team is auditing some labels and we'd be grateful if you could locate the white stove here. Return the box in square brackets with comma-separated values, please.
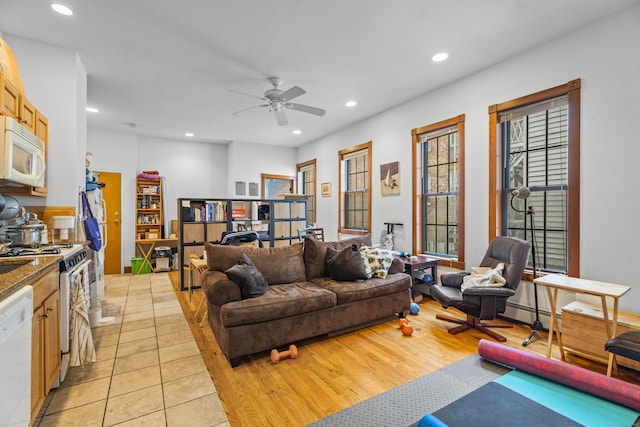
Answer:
[3, 243, 106, 385]
[58, 247, 95, 383]
[3, 243, 95, 385]
[0, 243, 79, 258]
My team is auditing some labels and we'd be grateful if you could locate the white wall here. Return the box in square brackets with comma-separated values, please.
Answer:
[137, 135, 228, 222]
[86, 131, 297, 270]
[87, 130, 229, 268]
[226, 141, 297, 197]
[85, 128, 138, 268]
[298, 4, 640, 315]
[5, 36, 87, 207]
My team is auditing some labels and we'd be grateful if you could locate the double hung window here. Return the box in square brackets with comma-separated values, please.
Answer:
[296, 160, 316, 225]
[489, 80, 580, 276]
[412, 116, 465, 267]
[339, 142, 371, 234]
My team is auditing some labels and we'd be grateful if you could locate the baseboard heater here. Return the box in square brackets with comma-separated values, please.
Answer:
[498, 301, 560, 331]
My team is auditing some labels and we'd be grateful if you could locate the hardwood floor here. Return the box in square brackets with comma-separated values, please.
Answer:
[169, 272, 640, 427]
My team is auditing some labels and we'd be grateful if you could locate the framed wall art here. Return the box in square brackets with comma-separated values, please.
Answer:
[380, 161, 400, 196]
[321, 182, 331, 197]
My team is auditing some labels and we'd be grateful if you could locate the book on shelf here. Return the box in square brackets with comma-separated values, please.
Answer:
[181, 200, 228, 222]
[231, 208, 246, 219]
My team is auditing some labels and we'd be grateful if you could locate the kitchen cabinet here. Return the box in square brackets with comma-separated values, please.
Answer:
[136, 177, 164, 240]
[35, 110, 48, 143]
[30, 266, 60, 423]
[0, 75, 36, 130]
[18, 95, 36, 132]
[0, 74, 20, 117]
[0, 82, 49, 197]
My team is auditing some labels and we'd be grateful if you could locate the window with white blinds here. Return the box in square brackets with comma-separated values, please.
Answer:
[500, 96, 569, 273]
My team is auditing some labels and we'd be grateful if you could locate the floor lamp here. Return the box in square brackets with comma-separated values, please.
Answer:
[510, 187, 544, 346]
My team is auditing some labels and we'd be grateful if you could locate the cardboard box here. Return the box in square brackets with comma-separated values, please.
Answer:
[562, 301, 640, 371]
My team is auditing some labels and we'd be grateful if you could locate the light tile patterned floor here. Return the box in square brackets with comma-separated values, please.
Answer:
[33, 272, 230, 427]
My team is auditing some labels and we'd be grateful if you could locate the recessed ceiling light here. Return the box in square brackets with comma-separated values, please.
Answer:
[292, 130, 301, 135]
[185, 132, 194, 137]
[345, 100, 357, 108]
[432, 52, 449, 62]
[86, 107, 99, 113]
[51, 3, 73, 16]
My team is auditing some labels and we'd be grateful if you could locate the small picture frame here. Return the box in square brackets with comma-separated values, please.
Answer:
[321, 182, 331, 197]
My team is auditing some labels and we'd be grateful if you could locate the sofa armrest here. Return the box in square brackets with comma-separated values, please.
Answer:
[201, 270, 242, 306]
[388, 257, 405, 275]
[440, 271, 469, 288]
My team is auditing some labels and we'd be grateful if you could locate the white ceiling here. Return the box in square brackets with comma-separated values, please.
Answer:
[1, 0, 638, 148]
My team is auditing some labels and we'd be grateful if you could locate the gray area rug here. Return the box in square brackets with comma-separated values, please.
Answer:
[308, 354, 509, 427]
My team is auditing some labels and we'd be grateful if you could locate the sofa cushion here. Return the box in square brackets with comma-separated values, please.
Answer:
[326, 245, 368, 281]
[311, 273, 412, 305]
[304, 234, 372, 279]
[220, 282, 337, 327]
[359, 246, 394, 279]
[224, 254, 268, 299]
[206, 242, 306, 285]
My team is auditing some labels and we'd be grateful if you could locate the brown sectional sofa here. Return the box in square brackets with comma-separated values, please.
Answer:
[201, 235, 412, 366]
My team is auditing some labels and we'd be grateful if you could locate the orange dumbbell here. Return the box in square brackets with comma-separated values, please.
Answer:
[402, 324, 414, 336]
[398, 318, 409, 328]
[271, 345, 298, 364]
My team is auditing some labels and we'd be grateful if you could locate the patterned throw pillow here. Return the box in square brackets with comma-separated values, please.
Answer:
[359, 246, 394, 279]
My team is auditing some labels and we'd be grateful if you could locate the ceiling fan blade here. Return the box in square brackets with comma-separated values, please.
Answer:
[274, 109, 288, 126]
[229, 88, 268, 101]
[279, 86, 306, 102]
[232, 104, 268, 116]
[285, 102, 326, 117]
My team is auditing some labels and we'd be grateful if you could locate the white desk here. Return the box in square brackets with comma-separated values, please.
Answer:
[534, 274, 630, 374]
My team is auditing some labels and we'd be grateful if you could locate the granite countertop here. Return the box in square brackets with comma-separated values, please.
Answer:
[0, 255, 62, 302]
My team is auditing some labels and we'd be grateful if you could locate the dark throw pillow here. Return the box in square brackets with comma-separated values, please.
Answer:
[224, 254, 268, 299]
[325, 244, 368, 281]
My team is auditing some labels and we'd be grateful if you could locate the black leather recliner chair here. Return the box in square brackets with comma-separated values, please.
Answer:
[430, 236, 531, 342]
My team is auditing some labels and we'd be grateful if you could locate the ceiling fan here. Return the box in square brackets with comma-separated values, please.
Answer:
[231, 77, 326, 126]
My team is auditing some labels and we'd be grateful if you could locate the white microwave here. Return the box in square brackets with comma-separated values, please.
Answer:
[0, 116, 46, 187]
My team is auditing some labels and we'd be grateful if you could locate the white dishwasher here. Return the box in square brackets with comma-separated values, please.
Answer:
[0, 285, 33, 427]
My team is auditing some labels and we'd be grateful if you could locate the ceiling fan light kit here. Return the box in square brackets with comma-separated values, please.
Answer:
[231, 77, 326, 126]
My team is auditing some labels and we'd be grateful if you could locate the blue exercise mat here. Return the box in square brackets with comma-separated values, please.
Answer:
[418, 370, 640, 427]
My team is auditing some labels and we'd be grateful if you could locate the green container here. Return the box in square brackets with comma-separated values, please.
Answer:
[131, 257, 152, 274]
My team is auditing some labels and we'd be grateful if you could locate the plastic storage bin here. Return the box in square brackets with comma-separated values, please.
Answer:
[131, 257, 151, 274]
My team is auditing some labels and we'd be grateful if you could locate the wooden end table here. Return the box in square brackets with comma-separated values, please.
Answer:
[399, 255, 439, 297]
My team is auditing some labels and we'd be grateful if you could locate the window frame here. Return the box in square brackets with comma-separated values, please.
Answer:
[488, 79, 580, 279]
[296, 159, 316, 225]
[338, 141, 372, 235]
[412, 115, 465, 269]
